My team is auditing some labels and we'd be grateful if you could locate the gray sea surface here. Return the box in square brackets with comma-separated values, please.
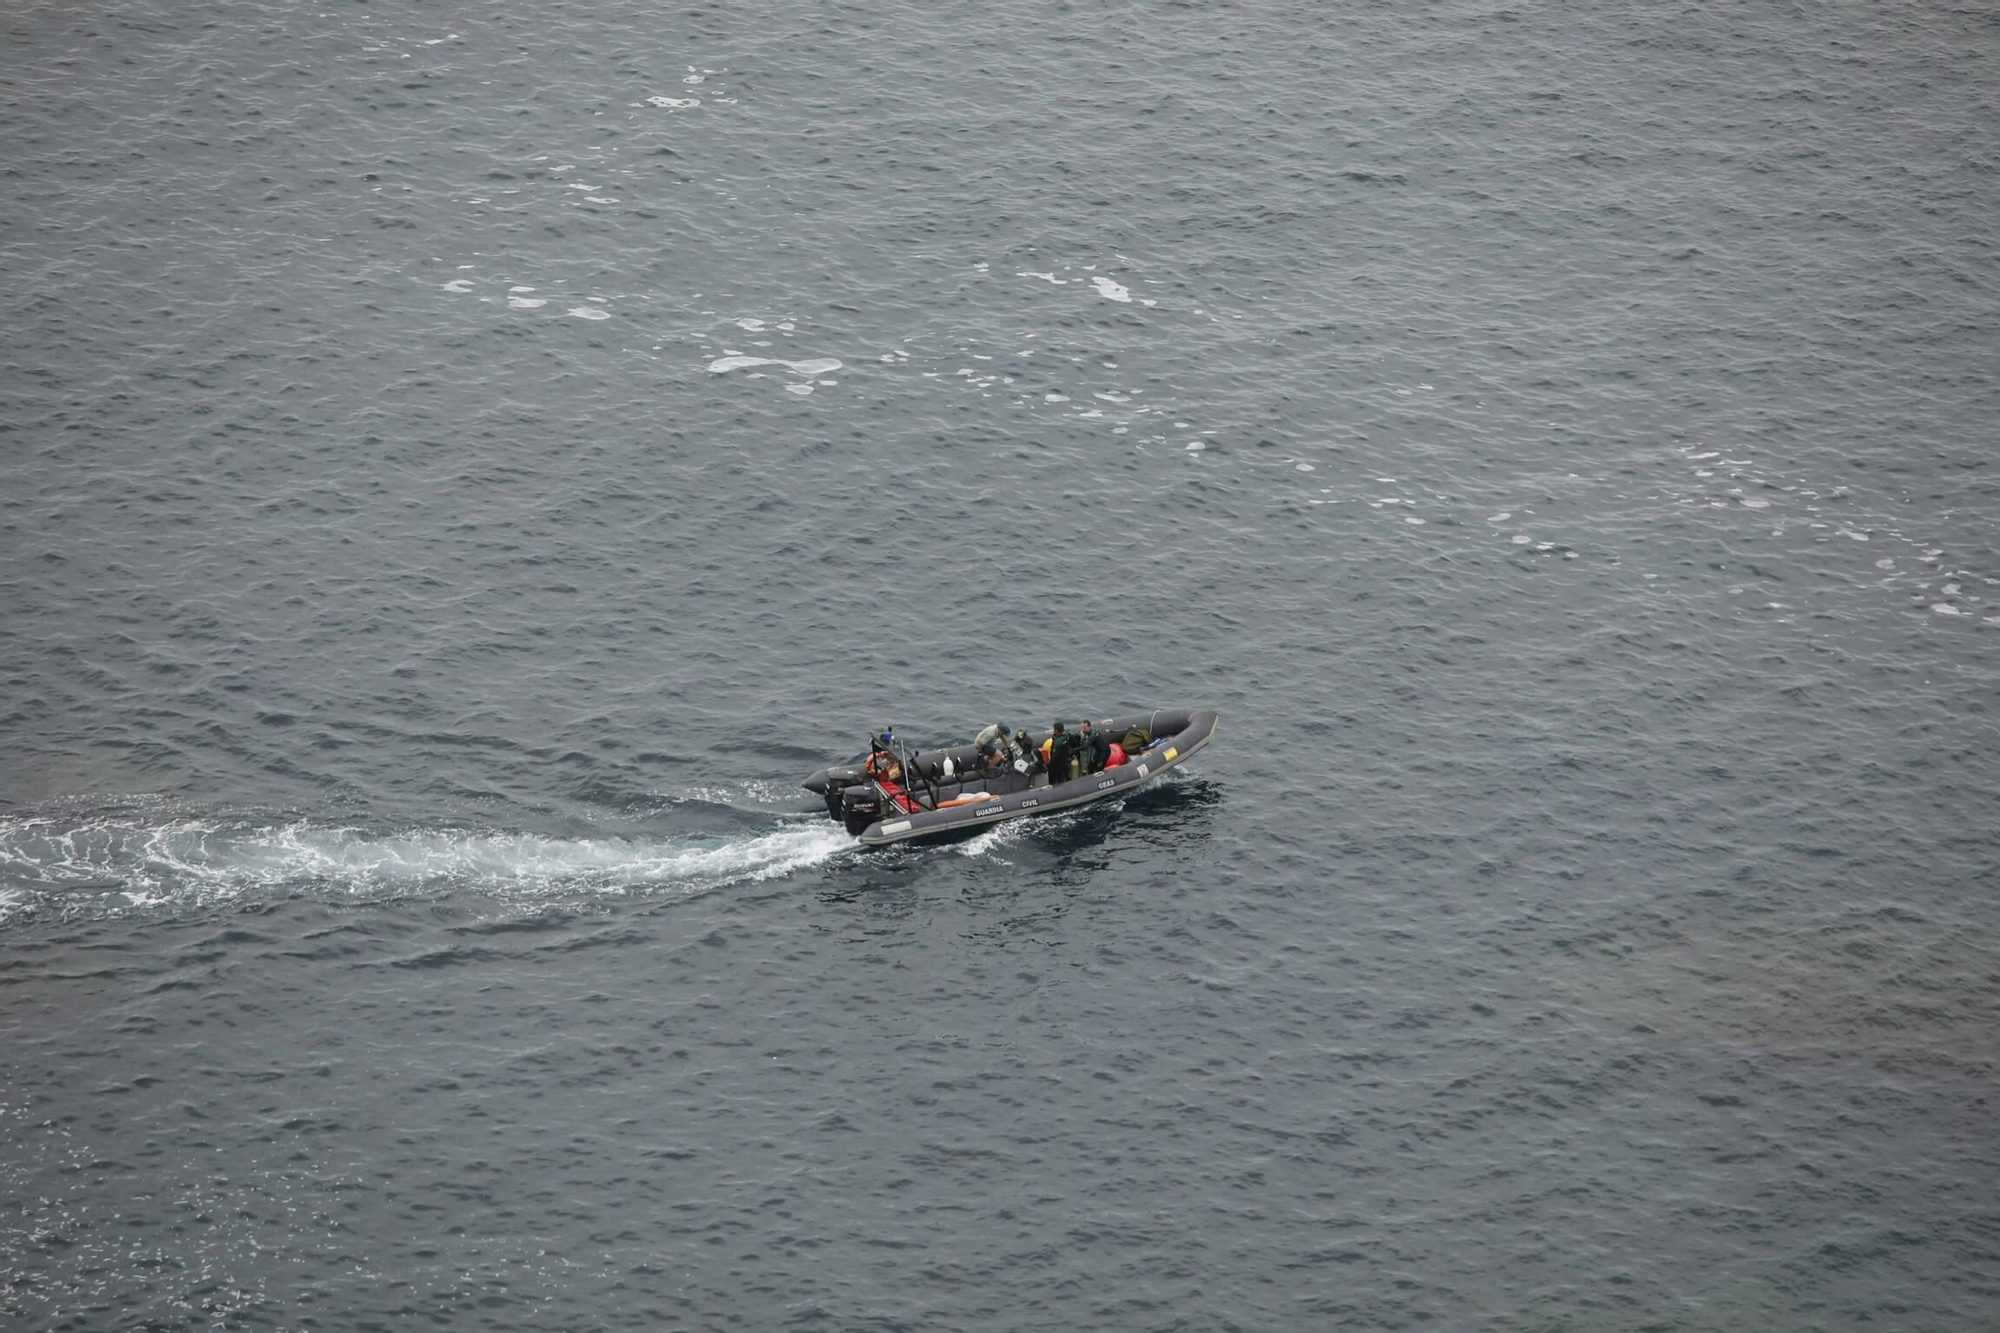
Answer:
[3, 1, 1998, 1328]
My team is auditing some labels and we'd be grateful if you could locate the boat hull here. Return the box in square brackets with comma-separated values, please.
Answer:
[804, 708, 1219, 847]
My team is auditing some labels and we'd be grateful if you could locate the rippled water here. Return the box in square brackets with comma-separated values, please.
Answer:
[3, 1, 1997, 1328]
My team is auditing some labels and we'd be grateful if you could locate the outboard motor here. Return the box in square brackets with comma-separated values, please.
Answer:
[841, 787, 882, 837]
[809, 765, 868, 822]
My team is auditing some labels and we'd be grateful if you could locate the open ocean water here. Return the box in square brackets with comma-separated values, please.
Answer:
[3, 1, 1997, 1328]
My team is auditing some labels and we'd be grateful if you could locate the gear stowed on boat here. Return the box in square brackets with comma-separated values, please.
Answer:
[803, 708, 1220, 846]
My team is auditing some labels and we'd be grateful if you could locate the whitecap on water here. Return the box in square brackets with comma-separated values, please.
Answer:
[1091, 276, 1132, 302]
[708, 354, 843, 377]
[567, 306, 611, 320]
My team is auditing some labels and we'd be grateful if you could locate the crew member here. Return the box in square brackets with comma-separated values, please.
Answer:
[1078, 718, 1111, 774]
[974, 722, 1012, 773]
[1046, 721, 1082, 784]
[866, 733, 903, 784]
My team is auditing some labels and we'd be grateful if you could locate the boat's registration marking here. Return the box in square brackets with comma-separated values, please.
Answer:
[881, 820, 912, 835]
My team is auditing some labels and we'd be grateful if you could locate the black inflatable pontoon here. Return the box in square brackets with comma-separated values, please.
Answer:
[803, 707, 1219, 847]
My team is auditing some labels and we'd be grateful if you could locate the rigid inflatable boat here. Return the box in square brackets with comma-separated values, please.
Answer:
[803, 707, 1220, 847]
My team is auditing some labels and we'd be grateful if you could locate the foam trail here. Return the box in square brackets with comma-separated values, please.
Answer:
[0, 815, 853, 923]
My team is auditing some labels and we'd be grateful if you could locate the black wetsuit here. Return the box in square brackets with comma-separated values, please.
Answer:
[1047, 731, 1081, 783]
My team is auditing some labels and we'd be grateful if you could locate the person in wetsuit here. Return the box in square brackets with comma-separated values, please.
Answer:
[1045, 720, 1082, 784]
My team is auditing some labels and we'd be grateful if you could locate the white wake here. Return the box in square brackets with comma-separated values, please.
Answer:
[0, 812, 855, 923]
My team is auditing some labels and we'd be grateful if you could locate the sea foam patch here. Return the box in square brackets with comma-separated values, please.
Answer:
[1016, 264, 1157, 305]
[708, 354, 843, 377]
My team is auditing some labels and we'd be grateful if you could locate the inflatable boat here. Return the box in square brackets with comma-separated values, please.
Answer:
[803, 707, 1220, 847]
